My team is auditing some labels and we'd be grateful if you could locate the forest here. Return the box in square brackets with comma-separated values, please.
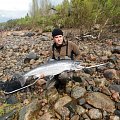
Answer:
[2, 0, 120, 31]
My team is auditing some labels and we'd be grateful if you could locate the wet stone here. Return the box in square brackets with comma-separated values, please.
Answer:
[65, 100, 77, 113]
[103, 69, 118, 80]
[88, 108, 102, 119]
[6, 95, 19, 104]
[78, 98, 86, 105]
[83, 68, 95, 75]
[83, 103, 93, 109]
[97, 66, 106, 73]
[71, 86, 86, 99]
[114, 110, 120, 117]
[109, 85, 120, 93]
[92, 86, 100, 92]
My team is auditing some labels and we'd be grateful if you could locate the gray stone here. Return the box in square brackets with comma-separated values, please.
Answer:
[88, 108, 102, 119]
[109, 85, 120, 93]
[71, 86, 86, 99]
[55, 107, 70, 118]
[19, 99, 42, 120]
[78, 98, 86, 105]
[114, 110, 120, 117]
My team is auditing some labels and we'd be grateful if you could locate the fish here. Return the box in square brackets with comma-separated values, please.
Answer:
[4, 60, 108, 94]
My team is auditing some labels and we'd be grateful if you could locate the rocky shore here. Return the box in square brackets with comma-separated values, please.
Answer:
[0, 28, 120, 120]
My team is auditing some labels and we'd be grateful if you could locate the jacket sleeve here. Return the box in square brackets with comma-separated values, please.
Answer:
[48, 47, 53, 59]
[70, 41, 81, 60]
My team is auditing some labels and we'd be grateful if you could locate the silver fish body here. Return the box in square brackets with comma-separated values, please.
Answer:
[4, 60, 108, 94]
[24, 60, 81, 79]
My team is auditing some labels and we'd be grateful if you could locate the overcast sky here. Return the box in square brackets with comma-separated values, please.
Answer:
[0, 0, 64, 22]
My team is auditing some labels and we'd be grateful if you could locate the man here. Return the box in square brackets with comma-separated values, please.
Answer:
[49, 28, 80, 60]
[46, 28, 81, 90]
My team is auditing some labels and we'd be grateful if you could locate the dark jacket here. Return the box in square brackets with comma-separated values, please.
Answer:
[49, 40, 80, 60]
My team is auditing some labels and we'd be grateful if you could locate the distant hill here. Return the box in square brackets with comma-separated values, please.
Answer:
[0, 10, 27, 23]
[0, 17, 11, 23]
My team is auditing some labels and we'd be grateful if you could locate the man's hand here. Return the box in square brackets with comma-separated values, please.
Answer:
[36, 74, 46, 86]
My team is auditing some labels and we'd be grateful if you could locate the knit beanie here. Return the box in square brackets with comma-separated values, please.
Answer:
[52, 28, 63, 37]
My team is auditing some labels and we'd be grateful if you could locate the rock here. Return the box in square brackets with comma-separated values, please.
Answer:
[66, 81, 73, 94]
[83, 103, 93, 109]
[78, 98, 86, 105]
[23, 67, 30, 72]
[19, 99, 42, 120]
[114, 110, 120, 117]
[64, 100, 77, 113]
[108, 55, 118, 64]
[55, 107, 70, 118]
[103, 69, 119, 80]
[45, 87, 59, 104]
[110, 115, 120, 120]
[70, 115, 79, 120]
[38, 112, 53, 120]
[76, 105, 85, 115]
[26, 52, 39, 60]
[25, 32, 35, 37]
[109, 85, 120, 93]
[83, 68, 95, 75]
[40, 36, 50, 41]
[94, 78, 108, 87]
[112, 46, 120, 54]
[85, 92, 115, 113]
[82, 113, 90, 120]
[96, 65, 107, 72]
[88, 108, 102, 119]
[111, 91, 120, 102]
[100, 86, 111, 96]
[6, 95, 19, 104]
[71, 86, 86, 99]
[54, 96, 72, 110]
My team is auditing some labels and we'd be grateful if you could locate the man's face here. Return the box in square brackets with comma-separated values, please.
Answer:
[53, 35, 63, 46]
